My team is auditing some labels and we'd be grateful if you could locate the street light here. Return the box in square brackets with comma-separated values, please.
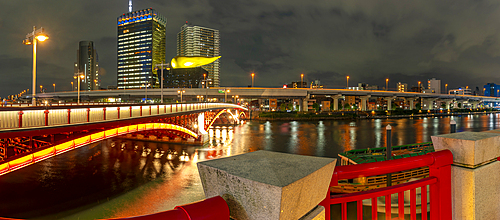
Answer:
[53, 83, 55, 92]
[154, 61, 169, 103]
[40, 85, 43, 93]
[23, 26, 48, 106]
[73, 74, 84, 104]
[418, 81, 421, 93]
[142, 84, 151, 102]
[225, 89, 230, 102]
[301, 74, 304, 88]
[386, 78, 389, 91]
[177, 90, 185, 102]
[346, 76, 349, 89]
[251, 73, 255, 87]
[71, 82, 74, 91]
[445, 84, 448, 94]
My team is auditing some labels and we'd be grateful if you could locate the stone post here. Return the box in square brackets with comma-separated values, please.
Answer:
[197, 150, 336, 220]
[432, 132, 500, 220]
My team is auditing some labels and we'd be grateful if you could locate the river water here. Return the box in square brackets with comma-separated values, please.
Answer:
[0, 114, 498, 219]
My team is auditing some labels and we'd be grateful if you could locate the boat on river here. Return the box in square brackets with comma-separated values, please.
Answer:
[331, 142, 434, 194]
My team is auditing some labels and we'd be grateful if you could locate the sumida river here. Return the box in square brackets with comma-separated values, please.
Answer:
[0, 114, 498, 219]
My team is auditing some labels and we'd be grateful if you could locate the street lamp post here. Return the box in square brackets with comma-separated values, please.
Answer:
[301, 74, 304, 88]
[445, 84, 448, 94]
[177, 90, 185, 102]
[23, 26, 48, 106]
[40, 85, 43, 93]
[142, 84, 150, 102]
[346, 76, 349, 89]
[386, 78, 389, 91]
[71, 82, 73, 91]
[251, 73, 255, 87]
[53, 83, 55, 92]
[154, 61, 169, 103]
[225, 89, 230, 102]
[74, 74, 84, 104]
[418, 81, 421, 93]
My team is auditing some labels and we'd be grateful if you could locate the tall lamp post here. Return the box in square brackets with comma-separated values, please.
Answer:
[177, 90, 185, 102]
[74, 74, 84, 104]
[251, 73, 255, 87]
[23, 26, 48, 106]
[225, 89, 230, 102]
[53, 83, 55, 92]
[300, 74, 304, 88]
[386, 78, 389, 91]
[445, 84, 448, 94]
[154, 61, 169, 103]
[346, 76, 349, 89]
[142, 84, 150, 102]
[71, 82, 73, 91]
[418, 81, 421, 93]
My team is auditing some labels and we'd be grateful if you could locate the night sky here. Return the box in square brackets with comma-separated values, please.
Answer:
[1, 0, 500, 97]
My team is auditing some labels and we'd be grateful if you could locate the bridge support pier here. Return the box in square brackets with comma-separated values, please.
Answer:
[384, 96, 397, 111]
[423, 98, 436, 110]
[360, 95, 370, 111]
[332, 95, 342, 111]
[408, 98, 415, 110]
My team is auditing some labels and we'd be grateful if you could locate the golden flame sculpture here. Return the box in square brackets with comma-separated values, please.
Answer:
[170, 56, 221, 69]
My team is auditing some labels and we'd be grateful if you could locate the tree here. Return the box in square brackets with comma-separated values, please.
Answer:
[441, 102, 446, 109]
[343, 103, 351, 110]
[312, 103, 320, 112]
[416, 103, 421, 110]
[391, 102, 397, 110]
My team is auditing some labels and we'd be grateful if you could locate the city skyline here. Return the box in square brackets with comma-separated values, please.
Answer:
[2, 1, 500, 97]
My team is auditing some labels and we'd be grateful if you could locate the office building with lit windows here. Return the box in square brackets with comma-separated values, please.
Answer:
[427, 78, 441, 94]
[74, 41, 99, 91]
[397, 82, 408, 92]
[117, 8, 166, 89]
[177, 23, 220, 87]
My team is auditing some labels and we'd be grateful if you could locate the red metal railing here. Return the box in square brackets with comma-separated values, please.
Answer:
[321, 150, 452, 220]
[105, 196, 229, 220]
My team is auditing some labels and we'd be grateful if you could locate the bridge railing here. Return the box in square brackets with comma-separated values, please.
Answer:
[321, 150, 452, 220]
[0, 103, 245, 130]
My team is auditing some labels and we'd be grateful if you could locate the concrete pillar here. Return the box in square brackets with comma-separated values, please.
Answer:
[424, 99, 435, 110]
[197, 151, 336, 220]
[432, 132, 500, 220]
[298, 98, 303, 112]
[445, 100, 452, 110]
[409, 99, 414, 110]
[332, 95, 342, 111]
[384, 96, 396, 110]
[303, 99, 309, 112]
[360, 95, 370, 111]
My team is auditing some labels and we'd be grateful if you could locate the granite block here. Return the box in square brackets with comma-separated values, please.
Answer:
[197, 150, 336, 220]
[451, 161, 500, 220]
[431, 132, 500, 166]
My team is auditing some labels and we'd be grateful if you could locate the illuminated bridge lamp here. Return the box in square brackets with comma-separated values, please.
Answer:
[23, 26, 49, 106]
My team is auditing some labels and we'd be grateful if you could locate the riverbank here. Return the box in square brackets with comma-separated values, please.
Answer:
[257, 110, 500, 121]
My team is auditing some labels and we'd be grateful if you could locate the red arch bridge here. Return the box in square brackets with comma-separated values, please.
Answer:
[0, 102, 247, 176]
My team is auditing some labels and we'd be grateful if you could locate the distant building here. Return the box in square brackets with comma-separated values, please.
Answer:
[177, 23, 220, 87]
[161, 67, 208, 88]
[117, 8, 167, 89]
[74, 41, 99, 91]
[427, 78, 441, 94]
[288, 81, 308, 88]
[484, 83, 500, 97]
[311, 80, 324, 89]
[449, 87, 472, 95]
[397, 82, 408, 92]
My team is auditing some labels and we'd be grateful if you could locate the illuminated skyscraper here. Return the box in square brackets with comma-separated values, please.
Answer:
[177, 23, 220, 87]
[117, 8, 167, 89]
[74, 41, 99, 91]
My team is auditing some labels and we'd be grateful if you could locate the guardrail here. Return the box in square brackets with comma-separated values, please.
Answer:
[0, 102, 137, 107]
[0, 103, 246, 130]
[321, 150, 452, 220]
[106, 196, 229, 220]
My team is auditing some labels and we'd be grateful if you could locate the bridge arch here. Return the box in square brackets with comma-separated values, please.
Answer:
[0, 123, 197, 177]
[205, 109, 246, 130]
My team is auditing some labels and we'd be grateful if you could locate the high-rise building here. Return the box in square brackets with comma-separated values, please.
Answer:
[161, 67, 208, 88]
[74, 41, 99, 91]
[117, 8, 167, 89]
[427, 78, 441, 94]
[484, 83, 500, 97]
[177, 23, 220, 87]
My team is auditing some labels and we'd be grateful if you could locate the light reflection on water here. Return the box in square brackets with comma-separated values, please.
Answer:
[0, 114, 499, 219]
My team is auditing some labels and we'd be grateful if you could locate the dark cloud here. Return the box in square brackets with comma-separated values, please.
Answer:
[1, 0, 500, 97]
